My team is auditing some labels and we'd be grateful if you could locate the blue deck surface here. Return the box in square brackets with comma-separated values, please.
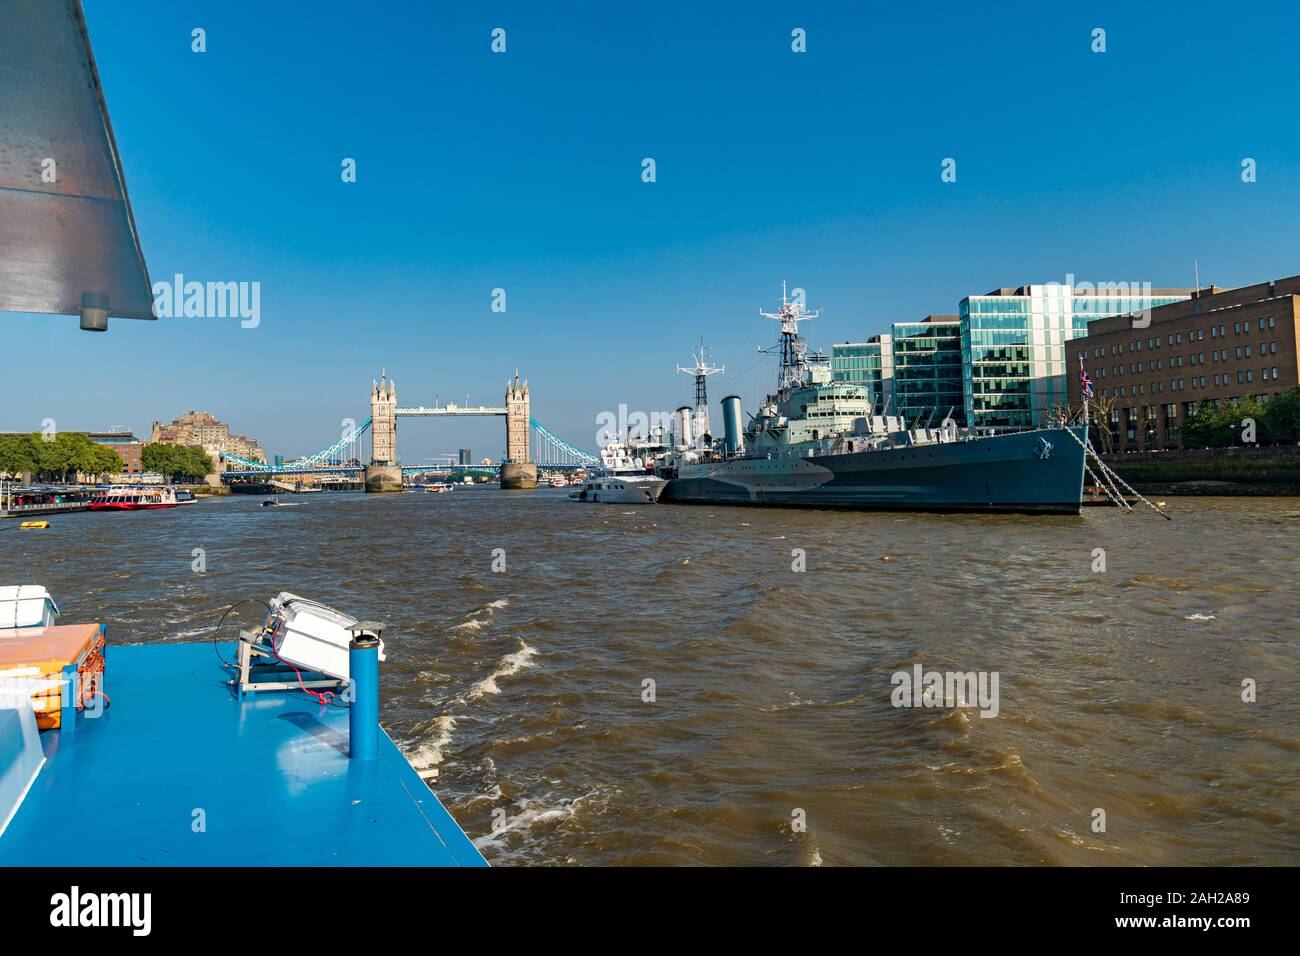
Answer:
[0, 643, 486, 866]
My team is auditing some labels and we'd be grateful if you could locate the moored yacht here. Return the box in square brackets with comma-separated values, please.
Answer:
[571, 438, 668, 504]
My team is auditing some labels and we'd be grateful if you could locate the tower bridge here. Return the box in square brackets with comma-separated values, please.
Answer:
[365, 369, 538, 490]
[220, 370, 596, 489]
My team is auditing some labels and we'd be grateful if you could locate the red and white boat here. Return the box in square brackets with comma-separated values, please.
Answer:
[88, 486, 180, 511]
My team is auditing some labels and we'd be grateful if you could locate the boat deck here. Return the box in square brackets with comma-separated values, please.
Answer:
[0, 642, 485, 866]
[0, 502, 89, 519]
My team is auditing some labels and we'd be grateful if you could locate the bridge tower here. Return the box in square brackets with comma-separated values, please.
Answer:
[364, 371, 402, 492]
[501, 370, 538, 489]
[370, 371, 397, 464]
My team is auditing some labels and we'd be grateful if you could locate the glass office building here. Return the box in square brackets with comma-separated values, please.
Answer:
[960, 284, 1192, 429]
[832, 336, 893, 410]
[891, 315, 965, 426]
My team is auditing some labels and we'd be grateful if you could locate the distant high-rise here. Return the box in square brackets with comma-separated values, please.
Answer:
[458, 448, 472, 466]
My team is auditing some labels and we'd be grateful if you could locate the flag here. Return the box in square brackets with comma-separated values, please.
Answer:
[1079, 355, 1094, 399]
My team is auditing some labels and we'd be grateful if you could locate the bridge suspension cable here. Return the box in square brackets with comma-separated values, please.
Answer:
[221, 417, 372, 474]
[529, 417, 597, 466]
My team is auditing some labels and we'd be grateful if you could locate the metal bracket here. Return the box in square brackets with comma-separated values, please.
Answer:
[232, 629, 346, 699]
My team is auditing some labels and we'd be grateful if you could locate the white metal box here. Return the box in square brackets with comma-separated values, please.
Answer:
[266, 592, 384, 681]
[0, 586, 60, 630]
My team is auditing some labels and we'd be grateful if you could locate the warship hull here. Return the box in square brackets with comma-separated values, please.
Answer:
[660, 426, 1087, 515]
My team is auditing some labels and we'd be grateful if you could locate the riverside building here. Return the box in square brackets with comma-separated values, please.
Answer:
[1068, 275, 1300, 450]
[891, 315, 965, 427]
[832, 336, 894, 410]
[150, 410, 265, 471]
[961, 282, 1192, 430]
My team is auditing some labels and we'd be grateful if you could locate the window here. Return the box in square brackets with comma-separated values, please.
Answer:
[1245, 345, 1252, 357]
[1259, 317, 1266, 331]
[1268, 315, 1276, 328]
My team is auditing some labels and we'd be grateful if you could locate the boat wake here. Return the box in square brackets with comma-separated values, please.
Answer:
[472, 790, 598, 856]
[467, 639, 538, 701]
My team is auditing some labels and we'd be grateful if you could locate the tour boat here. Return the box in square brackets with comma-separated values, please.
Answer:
[87, 486, 180, 511]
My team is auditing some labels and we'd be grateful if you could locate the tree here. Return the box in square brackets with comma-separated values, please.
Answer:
[82, 443, 125, 479]
[1264, 387, 1300, 444]
[1084, 394, 1119, 453]
[1180, 397, 1271, 448]
[142, 443, 214, 482]
[0, 434, 36, 478]
[29, 432, 77, 482]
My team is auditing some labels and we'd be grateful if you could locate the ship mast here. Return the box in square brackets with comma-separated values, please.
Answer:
[759, 280, 820, 394]
[678, 339, 724, 443]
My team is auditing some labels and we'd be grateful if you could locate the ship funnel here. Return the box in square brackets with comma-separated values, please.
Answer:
[675, 405, 693, 449]
[721, 395, 744, 456]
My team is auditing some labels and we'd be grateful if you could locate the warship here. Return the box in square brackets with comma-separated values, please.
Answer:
[656, 286, 1088, 514]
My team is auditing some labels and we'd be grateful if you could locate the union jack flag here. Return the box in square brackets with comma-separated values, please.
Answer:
[1079, 355, 1094, 399]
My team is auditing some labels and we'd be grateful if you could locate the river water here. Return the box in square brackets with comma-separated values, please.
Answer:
[4, 490, 1297, 865]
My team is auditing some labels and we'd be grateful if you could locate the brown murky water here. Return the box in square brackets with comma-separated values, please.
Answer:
[4, 491, 1297, 865]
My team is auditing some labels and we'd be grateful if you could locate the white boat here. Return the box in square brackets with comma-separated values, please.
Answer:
[0, 585, 60, 629]
[88, 486, 179, 511]
[571, 439, 667, 504]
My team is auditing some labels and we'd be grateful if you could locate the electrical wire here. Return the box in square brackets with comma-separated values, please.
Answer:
[212, 597, 274, 669]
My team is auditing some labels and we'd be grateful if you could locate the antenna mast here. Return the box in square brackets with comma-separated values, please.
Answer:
[678, 339, 725, 443]
[759, 281, 820, 393]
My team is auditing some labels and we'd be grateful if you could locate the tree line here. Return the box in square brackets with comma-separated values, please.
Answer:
[140, 443, 215, 481]
[0, 433, 215, 482]
[1180, 387, 1300, 448]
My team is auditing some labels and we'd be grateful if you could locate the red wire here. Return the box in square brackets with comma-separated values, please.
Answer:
[270, 645, 334, 705]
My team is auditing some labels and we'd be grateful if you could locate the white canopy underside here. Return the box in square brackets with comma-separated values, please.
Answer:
[0, 0, 153, 319]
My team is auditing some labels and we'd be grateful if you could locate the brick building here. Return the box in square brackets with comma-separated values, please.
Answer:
[1069, 276, 1300, 450]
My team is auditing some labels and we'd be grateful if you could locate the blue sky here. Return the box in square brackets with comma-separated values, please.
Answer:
[5, 0, 1300, 460]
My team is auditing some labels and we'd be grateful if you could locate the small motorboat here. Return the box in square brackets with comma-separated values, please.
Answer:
[260, 496, 280, 508]
[19, 521, 49, 530]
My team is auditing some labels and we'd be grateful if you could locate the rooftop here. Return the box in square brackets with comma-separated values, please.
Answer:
[1082, 274, 1300, 337]
[0, 640, 485, 866]
[975, 285, 1195, 298]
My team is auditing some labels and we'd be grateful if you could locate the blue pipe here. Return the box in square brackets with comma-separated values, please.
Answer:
[348, 635, 380, 761]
